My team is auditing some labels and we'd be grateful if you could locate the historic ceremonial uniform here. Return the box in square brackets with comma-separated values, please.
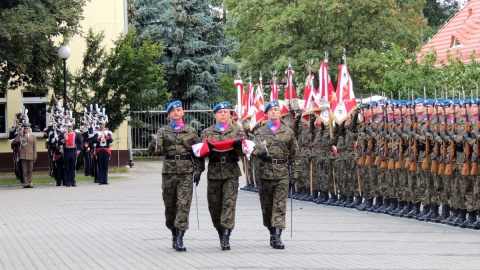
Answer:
[91, 126, 113, 185]
[58, 121, 82, 187]
[253, 100, 300, 249]
[50, 128, 65, 186]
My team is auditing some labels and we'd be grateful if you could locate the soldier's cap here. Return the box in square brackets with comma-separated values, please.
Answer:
[453, 99, 462, 105]
[389, 100, 398, 107]
[166, 100, 182, 114]
[377, 100, 386, 106]
[370, 101, 379, 107]
[473, 98, 480, 104]
[64, 118, 75, 126]
[213, 101, 231, 113]
[443, 99, 453, 106]
[264, 100, 280, 113]
[463, 99, 472, 105]
[414, 98, 424, 105]
[399, 100, 408, 107]
[423, 99, 435, 107]
[97, 115, 108, 124]
[435, 98, 443, 105]
[23, 122, 31, 128]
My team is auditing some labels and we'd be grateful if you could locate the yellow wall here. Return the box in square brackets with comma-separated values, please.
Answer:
[0, 0, 128, 153]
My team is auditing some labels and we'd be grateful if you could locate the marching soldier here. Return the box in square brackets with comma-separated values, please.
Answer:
[58, 117, 82, 187]
[252, 100, 299, 249]
[200, 101, 244, 251]
[154, 100, 204, 252]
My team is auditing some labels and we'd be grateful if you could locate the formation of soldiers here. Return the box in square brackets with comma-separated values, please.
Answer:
[42, 103, 113, 186]
[242, 97, 480, 230]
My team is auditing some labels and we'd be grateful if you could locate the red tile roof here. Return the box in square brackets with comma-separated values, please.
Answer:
[419, 0, 480, 67]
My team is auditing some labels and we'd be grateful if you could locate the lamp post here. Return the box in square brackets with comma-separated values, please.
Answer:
[58, 45, 71, 112]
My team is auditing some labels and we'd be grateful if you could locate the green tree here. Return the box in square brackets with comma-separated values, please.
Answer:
[132, 0, 236, 109]
[0, 0, 88, 93]
[224, 0, 427, 95]
[49, 28, 169, 132]
[423, 0, 460, 39]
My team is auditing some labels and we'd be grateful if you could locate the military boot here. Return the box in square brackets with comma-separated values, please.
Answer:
[292, 188, 301, 199]
[175, 228, 187, 252]
[342, 195, 354, 207]
[307, 190, 319, 202]
[434, 204, 450, 223]
[319, 191, 330, 204]
[386, 198, 398, 215]
[357, 198, 373, 211]
[299, 190, 310, 201]
[397, 202, 413, 217]
[315, 191, 326, 204]
[391, 201, 405, 216]
[414, 204, 430, 220]
[221, 228, 231, 250]
[272, 228, 285, 249]
[405, 202, 421, 219]
[268, 228, 274, 246]
[367, 196, 383, 212]
[461, 211, 477, 228]
[471, 216, 480, 230]
[375, 198, 390, 213]
[442, 208, 458, 224]
[216, 227, 222, 245]
[424, 205, 439, 222]
[333, 194, 346, 206]
[346, 196, 362, 208]
[324, 193, 338, 205]
[451, 209, 467, 227]
[170, 228, 177, 249]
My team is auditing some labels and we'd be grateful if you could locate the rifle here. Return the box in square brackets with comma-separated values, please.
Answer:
[444, 103, 456, 176]
[380, 104, 388, 169]
[365, 105, 374, 166]
[430, 103, 440, 174]
[409, 102, 418, 172]
[395, 104, 404, 169]
[472, 100, 480, 176]
[462, 102, 471, 176]
[358, 107, 367, 166]
[405, 103, 412, 169]
[438, 104, 448, 175]
[387, 105, 395, 170]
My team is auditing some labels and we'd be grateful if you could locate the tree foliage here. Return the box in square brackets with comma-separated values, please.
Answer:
[0, 0, 88, 93]
[223, 0, 427, 95]
[132, 0, 236, 109]
[48, 28, 169, 131]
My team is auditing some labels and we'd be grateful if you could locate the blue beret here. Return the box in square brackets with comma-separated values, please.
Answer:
[443, 99, 452, 106]
[473, 98, 480, 104]
[414, 98, 424, 105]
[453, 99, 462, 105]
[464, 99, 472, 105]
[213, 101, 231, 113]
[264, 100, 280, 113]
[423, 99, 435, 106]
[166, 100, 182, 114]
[399, 100, 408, 107]
[435, 98, 443, 105]
[370, 101, 378, 107]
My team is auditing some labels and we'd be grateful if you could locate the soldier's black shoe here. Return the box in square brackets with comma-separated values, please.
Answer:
[346, 196, 362, 208]
[434, 204, 450, 223]
[471, 216, 480, 230]
[342, 196, 354, 207]
[333, 194, 346, 206]
[405, 202, 421, 219]
[175, 229, 187, 252]
[415, 204, 431, 221]
[170, 228, 177, 249]
[386, 198, 398, 215]
[268, 228, 274, 246]
[299, 190, 310, 201]
[240, 185, 249, 191]
[221, 228, 231, 250]
[252, 186, 259, 193]
[307, 191, 319, 202]
[397, 202, 413, 217]
[324, 193, 338, 205]
[424, 205, 440, 222]
[272, 228, 285, 249]
[357, 198, 373, 211]
[292, 188, 302, 200]
[367, 196, 383, 212]
[375, 198, 390, 213]
[451, 209, 467, 227]
[391, 201, 405, 216]
[460, 211, 476, 228]
[315, 191, 327, 204]
[442, 208, 458, 224]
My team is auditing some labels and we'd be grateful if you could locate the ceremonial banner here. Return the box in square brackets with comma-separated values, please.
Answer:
[280, 67, 300, 125]
[192, 138, 256, 159]
[330, 64, 357, 124]
[301, 73, 320, 123]
[244, 81, 255, 120]
[317, 61, 335, 125]
[270, 82, 280, 102]
[232, 79, 245, 125]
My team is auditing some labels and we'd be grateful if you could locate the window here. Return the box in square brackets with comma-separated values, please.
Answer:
[451, 36, 461, 48]
[22, 92, 47, 133]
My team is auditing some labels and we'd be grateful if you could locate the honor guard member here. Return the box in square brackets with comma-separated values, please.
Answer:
[10, 112, 28, 183]
[51, 125, 66, 186]
[200, 101, 244, 251]
[252, 100, 300, 249]
[154, 100, 204, 252]
[43, 122, 56, 176]
[12, 122, 37, 188]
[58, 117, 82, 187]
[92, 115, 113, 185]
[81, 118, 93, 177]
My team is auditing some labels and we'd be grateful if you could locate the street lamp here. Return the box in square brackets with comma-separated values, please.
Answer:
[58, 45, 71, 112]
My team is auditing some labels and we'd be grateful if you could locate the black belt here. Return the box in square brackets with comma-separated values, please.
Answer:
[165, 155, 191, 161]
[267, 159, 287, 164]
[209, 157, 238, 163]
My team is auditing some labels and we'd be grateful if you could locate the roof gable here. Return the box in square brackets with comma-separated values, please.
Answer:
[419, 0, 480, 67]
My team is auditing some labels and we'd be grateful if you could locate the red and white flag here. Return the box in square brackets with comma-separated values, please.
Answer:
[280, 67, 300, 123]
[330, 64, 357, 124]
[301, 73, 320, 123]
[254, 81, 265, 110]
[244, 81, 255, 120]
[317, 61, 335, 125]
[232, 79, 245, 125]
[249, 80, 267, 130]
[270, 81, 280, 102]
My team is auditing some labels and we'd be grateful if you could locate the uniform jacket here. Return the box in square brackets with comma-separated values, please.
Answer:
[200, 123, 244, 180]
[156, 124, 204, 174]
[252, 123, 300, 180]
[13, 132, 37, 160]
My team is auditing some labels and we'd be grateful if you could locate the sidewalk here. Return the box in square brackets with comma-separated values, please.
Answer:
[1, 160, 480, 270]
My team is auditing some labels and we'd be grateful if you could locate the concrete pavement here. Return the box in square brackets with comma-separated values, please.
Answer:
[1, 160, 480, 269]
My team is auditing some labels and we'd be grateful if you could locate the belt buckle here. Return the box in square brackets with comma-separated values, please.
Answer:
[175, 155, 180, 161]
[221, 157, 226, 163]
[272, 159, 278, 164]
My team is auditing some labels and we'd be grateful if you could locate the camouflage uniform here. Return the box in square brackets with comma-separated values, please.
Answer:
[200, 124, 244, 230]
[311, 123, 328, 201]
[296, 123, 313, 198]
[313, 123, 338, 200]
[253, 123, 300, 229]
[156, 124, 204, 231]
[335, 115, 359, 202]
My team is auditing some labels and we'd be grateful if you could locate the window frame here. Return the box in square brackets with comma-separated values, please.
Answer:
[21, 92, 48, 137]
